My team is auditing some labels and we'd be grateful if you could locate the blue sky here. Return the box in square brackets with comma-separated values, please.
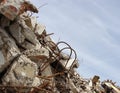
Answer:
[31, 0, 120, 85]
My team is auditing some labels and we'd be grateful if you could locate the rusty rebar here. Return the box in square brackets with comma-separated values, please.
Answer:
[0, 84, 52, 93]
[56, 41, 77, 73]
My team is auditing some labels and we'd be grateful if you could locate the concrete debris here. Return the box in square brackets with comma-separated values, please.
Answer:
[2, 55, 38, 86]
[9, 21, 25, 44]
[0, 0, 38, 20]
[34, 24, 46, 35]
[0, 0, 120, 93]
[60, 59, 79, 70]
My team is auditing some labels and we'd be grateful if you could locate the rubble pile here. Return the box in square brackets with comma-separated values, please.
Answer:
[0, 0, 120, 93]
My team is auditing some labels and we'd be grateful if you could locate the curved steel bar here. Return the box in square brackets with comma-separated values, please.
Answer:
[59, 47, 72, 68]
[68, 48, 77, 73]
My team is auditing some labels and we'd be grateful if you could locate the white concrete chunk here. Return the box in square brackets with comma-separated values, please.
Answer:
[60, 59, 77, 70]
[35, 24, 46, 35]
[2, 55, 39, 86]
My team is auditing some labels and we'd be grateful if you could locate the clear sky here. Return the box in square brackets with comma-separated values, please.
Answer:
[31, 0, 120, 85]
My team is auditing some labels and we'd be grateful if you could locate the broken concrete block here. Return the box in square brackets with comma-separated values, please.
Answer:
[41, 64, 52, 77]
[24, 16, 37, 30]
[20, 40, 36, 50]
[22, 27, 37, 45]
[2, 55, 39, 86]
[0, 2, 19, 20]
[60, 59, 79, 70]
[23, 47, 49, 59]
[0, 28, 20, 73]
[18, 1, 38, 14]
[23, 47, 50, 79]
[92, 75, 100, 86]
[102, 82, 120, 93]
[32, 77, 41, 87]
[0, 0, 38, 20]
[68, 79, 79, 93]
[9, 22, 25, 44]
[60, 53, 70, 60]
[34, 24, 46, 35]
[18, 18, 38, 45]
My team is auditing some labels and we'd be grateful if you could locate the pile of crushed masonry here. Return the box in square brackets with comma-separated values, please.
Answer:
[0, 0, 120, 93]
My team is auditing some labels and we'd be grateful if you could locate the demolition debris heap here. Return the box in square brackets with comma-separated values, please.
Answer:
[0, 0, 120, 93]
